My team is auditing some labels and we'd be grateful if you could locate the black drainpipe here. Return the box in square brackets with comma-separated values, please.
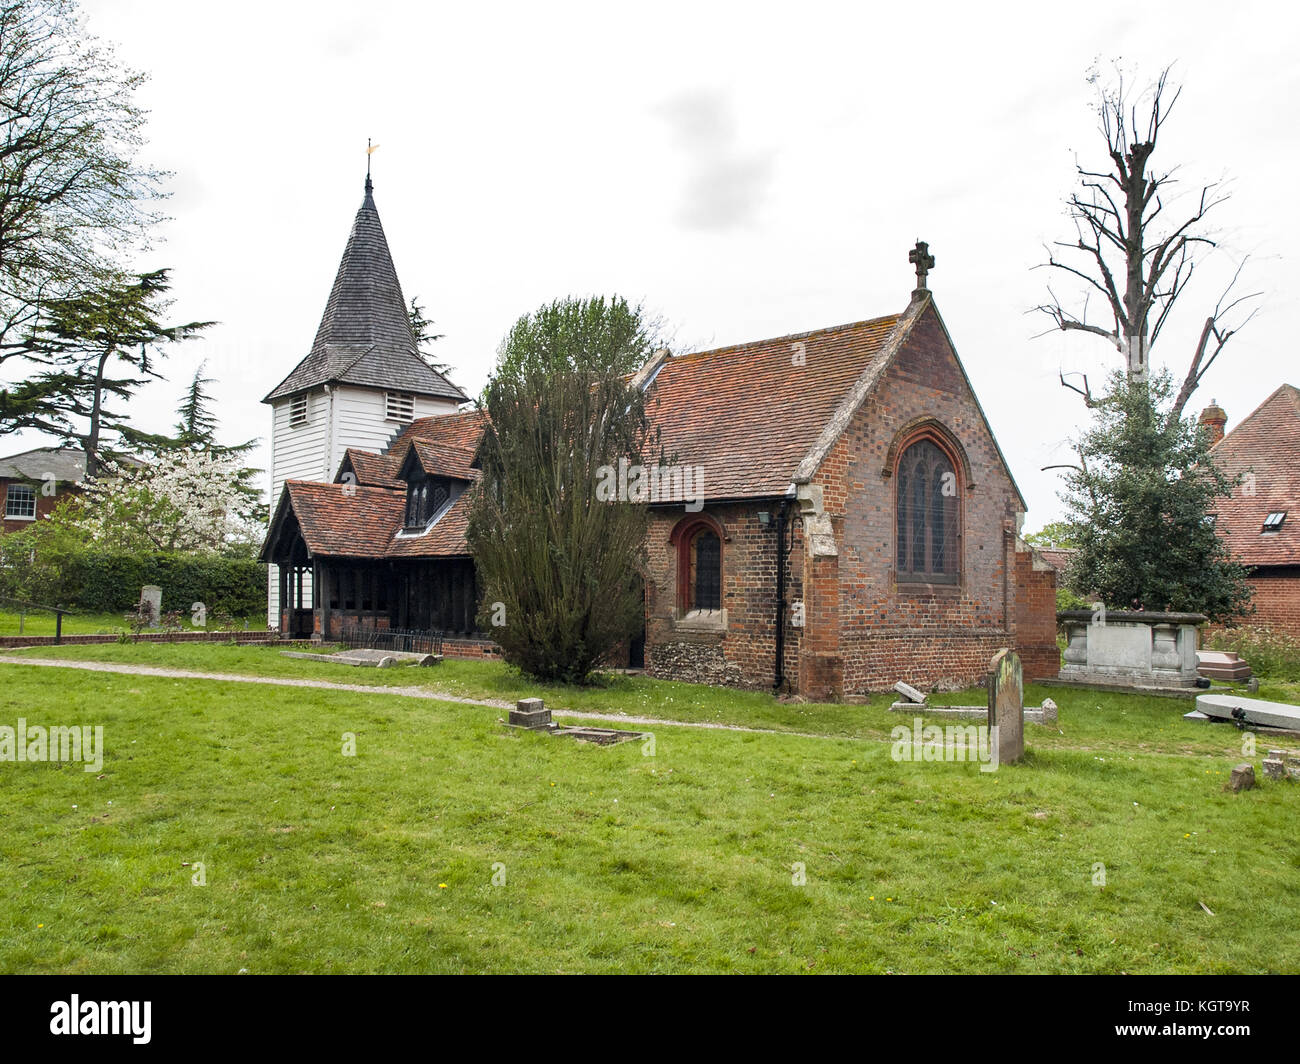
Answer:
[774, 500, 789, 692]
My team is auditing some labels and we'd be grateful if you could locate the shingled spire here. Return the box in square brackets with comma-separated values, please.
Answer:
[263, 177, 466, 403]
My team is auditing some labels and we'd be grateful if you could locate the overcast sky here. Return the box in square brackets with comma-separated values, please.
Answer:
[12, 0, 1297, 529]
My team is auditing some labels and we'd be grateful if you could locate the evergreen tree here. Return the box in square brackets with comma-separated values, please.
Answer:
[1061, 370, 1254, 621]
[6, 269, 212, 474]
[175, 361, 220, 445]
[407, 295, 451, 377]
[466, 295, 661, 684]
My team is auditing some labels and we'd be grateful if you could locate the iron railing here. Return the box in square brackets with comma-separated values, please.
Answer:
[0, 597, 69, 643]
[338, 624, 444, 657]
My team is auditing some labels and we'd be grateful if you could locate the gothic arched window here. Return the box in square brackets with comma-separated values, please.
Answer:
[895, 437, 959, 583]
[671, 516, 724, 613]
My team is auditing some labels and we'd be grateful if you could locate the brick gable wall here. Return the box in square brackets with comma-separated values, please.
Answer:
[806, 303, 1057, 694]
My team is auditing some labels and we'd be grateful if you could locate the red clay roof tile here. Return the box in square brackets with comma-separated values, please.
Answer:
[339, 449, 403, 490]
[645, 314, 902, 502]
[284, 481, 405, 558]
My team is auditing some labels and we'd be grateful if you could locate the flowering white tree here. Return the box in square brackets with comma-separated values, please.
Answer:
[71, 449, 263, 553]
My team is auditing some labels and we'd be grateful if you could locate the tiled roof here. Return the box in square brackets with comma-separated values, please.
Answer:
[272, 478, 473, 561]
[281, 481, 405, 558]
[263, 179, 467, 404]
[338, 449, 403, 490]
[0, 446, 90, 482]
[381, 315, 905, 505]
[644, 313, 903, 501]
[1035, 547, 1076, 573]
[1208, 384, 1300, 567]
[0, 446, 145, 482]
[389, 409, 487, 462]
[409, 441, 479, 481]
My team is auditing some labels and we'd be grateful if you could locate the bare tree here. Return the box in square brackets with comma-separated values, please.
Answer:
[0, 0, 167, 361]
[1035, 65, 1259, 419]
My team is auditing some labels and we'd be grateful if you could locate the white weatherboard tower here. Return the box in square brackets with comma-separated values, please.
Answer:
[262, 173, 467, 626]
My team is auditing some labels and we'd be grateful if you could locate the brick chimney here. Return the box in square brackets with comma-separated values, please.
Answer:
[1199, 400, 1228, 446]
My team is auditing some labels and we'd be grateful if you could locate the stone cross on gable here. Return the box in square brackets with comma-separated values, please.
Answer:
[909, 240, 935, 294]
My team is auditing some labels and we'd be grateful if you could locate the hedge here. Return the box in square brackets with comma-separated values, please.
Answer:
[60, 551, 267, 617]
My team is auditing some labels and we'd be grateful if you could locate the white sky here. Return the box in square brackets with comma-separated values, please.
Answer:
[11, 0, 1298, 529]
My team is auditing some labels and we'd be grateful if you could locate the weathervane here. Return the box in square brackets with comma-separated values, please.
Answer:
[366, 138, 380, 192]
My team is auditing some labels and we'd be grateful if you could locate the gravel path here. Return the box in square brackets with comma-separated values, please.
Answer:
[0, 655, 859, 742]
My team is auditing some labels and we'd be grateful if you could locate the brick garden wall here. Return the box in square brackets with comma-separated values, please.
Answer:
[1240, 568, 1300, 640]
[0, 626, 508, 662]
[1014, 546, 1062, 679]
[440, 635, 503, 659]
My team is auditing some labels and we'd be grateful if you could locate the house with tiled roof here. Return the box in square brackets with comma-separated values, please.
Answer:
[0, 446, 90, 534]
[262, 200, 1058, 694]
[0, 446, 145, 535]
[1201, 385, 1300, 638]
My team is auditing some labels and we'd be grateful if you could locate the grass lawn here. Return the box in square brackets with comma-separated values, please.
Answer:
[0, 643, 1297, 973]
[0, 610, 265, 638]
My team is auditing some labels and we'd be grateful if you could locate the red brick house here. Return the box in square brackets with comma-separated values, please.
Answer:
[0, 447, 92, 535]
[1202, 385, 1300, 639]
[262, 182, 1057, 696]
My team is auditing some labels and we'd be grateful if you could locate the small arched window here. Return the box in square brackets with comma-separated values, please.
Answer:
[671, 516, 725, 613]
[896, 437, 958, 583]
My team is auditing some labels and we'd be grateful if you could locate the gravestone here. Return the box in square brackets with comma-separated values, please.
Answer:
[1226, 763, 1256, 793]
[987, 648, 1024, 765]
[140, 585, 162, 626]
[509, 698, 552, 730]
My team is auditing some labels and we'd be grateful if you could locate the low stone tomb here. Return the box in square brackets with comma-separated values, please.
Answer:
[281, 648, 440, 668]
[509, 698, 552, 730]
[1059, 610, 1204, 688]
[1196, 650, 1252, 682]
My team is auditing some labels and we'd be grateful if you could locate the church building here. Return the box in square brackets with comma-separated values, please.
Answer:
[261, 174, 467, 626]
[261, 179, 1059, 697]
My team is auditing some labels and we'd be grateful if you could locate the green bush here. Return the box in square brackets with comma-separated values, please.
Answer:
[1205, 625, 1300, 682]
[1056, 586, 1092, 613]
[55, 550, 265, 618]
